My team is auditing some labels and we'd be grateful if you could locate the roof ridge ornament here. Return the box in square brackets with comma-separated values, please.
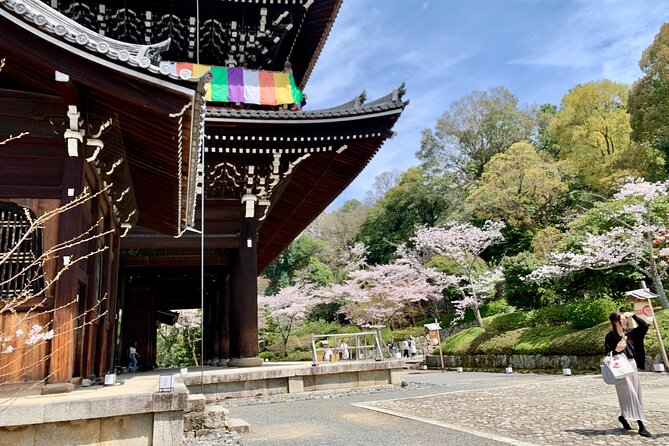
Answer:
[0, 0, 200, 82]
[354, 90, 367, 109]
[392, 83, 406, 102]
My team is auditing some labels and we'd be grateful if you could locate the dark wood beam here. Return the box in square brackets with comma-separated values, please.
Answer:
[121, 234, 240, 249]
[122, 255, 229, 267]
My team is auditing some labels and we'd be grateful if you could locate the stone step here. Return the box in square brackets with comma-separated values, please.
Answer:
[228, 418, 250, 434]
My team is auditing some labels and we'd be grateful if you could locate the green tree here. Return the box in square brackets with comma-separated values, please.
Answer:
[465, 141, 568, 232]
[262, 236, 332, 295]
[535, 103, 560, 157]
[417, 86, 536, 180]
[357, 167, 466, 264]
[502, 252, 545, 309]
[549, 80, 664, 192]
[629, 23, 669, 158]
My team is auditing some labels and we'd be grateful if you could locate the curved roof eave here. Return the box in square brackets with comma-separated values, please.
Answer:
[0, 0, 212, 86]
[205, 84, 408, 124]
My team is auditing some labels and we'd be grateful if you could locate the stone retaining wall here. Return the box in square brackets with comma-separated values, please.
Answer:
[183, 360, 406, 402]
[426, 353, 660, 371]
[426, 354, 634, 371]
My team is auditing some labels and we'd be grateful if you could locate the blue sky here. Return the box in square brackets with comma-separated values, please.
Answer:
[304, 0, 669, 210]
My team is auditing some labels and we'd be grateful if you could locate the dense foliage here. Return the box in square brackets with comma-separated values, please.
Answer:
[240, 23, 669, 361]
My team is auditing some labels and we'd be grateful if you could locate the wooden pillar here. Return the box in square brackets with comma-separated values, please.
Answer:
[49, 156, 84, 383]
[204, 289, 217, 364]
[217, 275, 230, 362]
[228, 217, 262, 367]
[81, 192, 100, 378]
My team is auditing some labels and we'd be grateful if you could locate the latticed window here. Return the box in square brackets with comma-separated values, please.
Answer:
[0, 202, 44, 300]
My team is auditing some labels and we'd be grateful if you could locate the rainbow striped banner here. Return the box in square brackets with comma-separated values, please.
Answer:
[160, 62, 304, 106]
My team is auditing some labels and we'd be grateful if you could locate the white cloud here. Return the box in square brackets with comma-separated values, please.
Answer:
[510, 0, 668, 84]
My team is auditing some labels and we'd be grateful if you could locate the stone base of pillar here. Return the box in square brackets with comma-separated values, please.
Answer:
[216, 359, 229, 367]
[227, 357, 263, 368]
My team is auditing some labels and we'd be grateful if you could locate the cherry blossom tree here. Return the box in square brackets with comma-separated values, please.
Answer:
[323, 261, 443, 327]
[319, 242, 443, 328]
[258, 283, 318, 356]
[526, 178, 669, 308]
[408, 221, 506, 328]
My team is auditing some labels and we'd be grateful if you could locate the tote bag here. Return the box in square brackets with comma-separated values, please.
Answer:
[601, 352, 634, 384]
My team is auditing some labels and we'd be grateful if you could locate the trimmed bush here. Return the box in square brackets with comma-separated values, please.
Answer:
[480, 298, 511, 317]
[437, 309, 669, 358]
[531, 304, 573, 327]
[486, 311, 534, 332]
[569, 298, 618, 329]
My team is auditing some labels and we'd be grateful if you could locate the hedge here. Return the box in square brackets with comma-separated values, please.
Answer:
[439, 308, 669, 357]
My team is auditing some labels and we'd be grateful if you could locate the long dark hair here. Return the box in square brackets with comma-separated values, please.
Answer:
[609, 312, 624, 332]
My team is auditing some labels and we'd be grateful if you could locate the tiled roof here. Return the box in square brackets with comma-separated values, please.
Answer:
[0, 0, 211, 83]
[206, 83, 408, 120]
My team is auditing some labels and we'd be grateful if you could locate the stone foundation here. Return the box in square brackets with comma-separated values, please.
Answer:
[183, 360, 406, 402]
[0, 377, 188, 446]
[426, 353, 657, 371]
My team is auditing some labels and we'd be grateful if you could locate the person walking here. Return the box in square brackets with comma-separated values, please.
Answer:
[400, 337, 409, 358]
[127, 342, 140, 372]
[604, 311, 652, 438]
[409, 336, 417, 358]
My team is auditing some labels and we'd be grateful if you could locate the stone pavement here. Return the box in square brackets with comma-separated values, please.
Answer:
[354, 373, 669, 445]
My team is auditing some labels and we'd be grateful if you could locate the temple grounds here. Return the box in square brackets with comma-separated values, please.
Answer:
[230, 370, 669, 446]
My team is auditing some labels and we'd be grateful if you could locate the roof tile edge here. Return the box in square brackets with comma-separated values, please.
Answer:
[0, 0, 211, 83]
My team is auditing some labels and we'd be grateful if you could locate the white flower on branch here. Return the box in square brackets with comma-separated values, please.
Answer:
[526, 178, 669, 308]
[408, 221, 506, 328]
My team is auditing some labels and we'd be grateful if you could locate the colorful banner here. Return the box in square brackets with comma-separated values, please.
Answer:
[160, 62, 304, 107]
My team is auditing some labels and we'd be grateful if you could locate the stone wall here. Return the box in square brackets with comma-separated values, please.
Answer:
[427, 354, 610, 371]
[183, 360, 407, 402]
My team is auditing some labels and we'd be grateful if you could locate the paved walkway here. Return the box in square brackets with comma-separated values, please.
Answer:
[356, 372, 669, 445]
[229, 371, 669, 446]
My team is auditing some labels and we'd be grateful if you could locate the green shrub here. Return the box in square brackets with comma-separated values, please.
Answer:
[548, 323, 609, 355]
[569, 298, 618, 329]
[502, 252, 545, 309]
[530, 304, 574, 327]
[486, 311, 534, 332]
[440, 314, 457, 327]
[284, 349, 313, 361]
[258, 351, 276, 361]
[480, 298, 511, 317]
[339, 325, 363, 334]
[294, 319, 341, 336]
[434, 308, 669, 359]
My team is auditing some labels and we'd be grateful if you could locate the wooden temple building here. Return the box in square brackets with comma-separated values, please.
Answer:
[0, 0, 407, 384]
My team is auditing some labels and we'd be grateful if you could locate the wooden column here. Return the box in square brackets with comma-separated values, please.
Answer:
[228, 217, 262, 367]
[204, 289, 217, 364]
[49, 156, 84, 383]
[217, 275, 230, 362]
